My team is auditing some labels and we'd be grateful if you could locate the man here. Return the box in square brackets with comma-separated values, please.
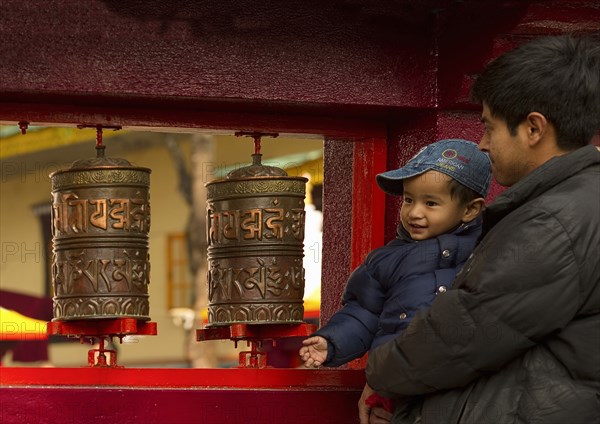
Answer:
[361, 35, 600, 423]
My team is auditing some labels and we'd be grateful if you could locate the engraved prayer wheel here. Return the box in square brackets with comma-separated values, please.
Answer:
[50, 152, 151, 321]
[206, 152, 308, 326]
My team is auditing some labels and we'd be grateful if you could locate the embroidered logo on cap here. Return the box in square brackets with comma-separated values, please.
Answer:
[442, 149, 458, 159]
[442, 148, 471, 164]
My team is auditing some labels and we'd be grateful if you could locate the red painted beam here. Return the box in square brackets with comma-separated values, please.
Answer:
[0, 101, 387, 139]
[1, 387, 363, 424]
[0, 366, 365, 389]
[0, 367, 366, 423]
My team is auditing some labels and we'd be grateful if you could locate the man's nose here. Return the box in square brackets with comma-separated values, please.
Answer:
[478, 136, 489, 152]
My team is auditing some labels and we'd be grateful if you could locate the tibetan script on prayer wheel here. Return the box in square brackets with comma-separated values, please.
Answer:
[205, 153, 308, 326]
[50, 155, 151, 321]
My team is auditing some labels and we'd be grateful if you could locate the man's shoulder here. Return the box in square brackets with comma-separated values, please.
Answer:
[535, 162, 598, 211]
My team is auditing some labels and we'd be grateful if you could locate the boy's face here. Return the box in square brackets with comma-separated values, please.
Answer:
[400, 170, 470, 241]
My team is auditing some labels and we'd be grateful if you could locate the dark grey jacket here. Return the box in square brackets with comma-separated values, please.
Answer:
[366, 145, 600, 424]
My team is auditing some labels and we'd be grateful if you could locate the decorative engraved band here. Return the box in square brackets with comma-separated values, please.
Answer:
[51, 168, 150, 190]
[53, 295, 150, 321]
[206, 178, 306, 199]
[207, 303, 304, 326]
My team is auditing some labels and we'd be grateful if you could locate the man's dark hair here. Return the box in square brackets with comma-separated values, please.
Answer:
[449, 179, 481, 205]
[471, 35, 600, 150]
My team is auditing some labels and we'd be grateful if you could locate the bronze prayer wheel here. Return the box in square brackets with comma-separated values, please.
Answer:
[50, 154, 151, 321]
[206, 153, 308, 326]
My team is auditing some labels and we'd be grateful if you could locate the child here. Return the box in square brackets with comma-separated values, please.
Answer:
[299, 139, 492, 369]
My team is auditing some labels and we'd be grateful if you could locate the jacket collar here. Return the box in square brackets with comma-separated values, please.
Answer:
[484, 144, 600, 232]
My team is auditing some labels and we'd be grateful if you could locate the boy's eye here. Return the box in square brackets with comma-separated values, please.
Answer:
[404, 198, 413, 204]
[425, 201, 437, 207]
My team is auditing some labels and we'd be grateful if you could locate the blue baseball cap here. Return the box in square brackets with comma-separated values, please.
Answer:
[376, 139, 492, 197]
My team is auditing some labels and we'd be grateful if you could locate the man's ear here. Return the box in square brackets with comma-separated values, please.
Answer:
[525, 112, 548, 147]
[462, 198, 485, 223]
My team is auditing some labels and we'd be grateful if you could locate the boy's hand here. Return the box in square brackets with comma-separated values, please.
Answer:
[299, 336, 328, 368]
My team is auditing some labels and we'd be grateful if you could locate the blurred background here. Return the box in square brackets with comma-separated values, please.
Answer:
[0, 125, 324, 367]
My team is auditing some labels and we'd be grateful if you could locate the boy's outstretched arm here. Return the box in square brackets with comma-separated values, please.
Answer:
[299, 335, 328, 368]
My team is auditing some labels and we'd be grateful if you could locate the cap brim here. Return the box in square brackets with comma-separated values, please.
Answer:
[376, 167, 431, 196]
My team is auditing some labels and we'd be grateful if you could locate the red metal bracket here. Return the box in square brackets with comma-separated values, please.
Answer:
[196, 323, 316, 369]
[47, 319, 157, 368]
[87, 337, 119, 367]
[17, 121, 29, 134]
[234, 131, 279, 155]
[75, 124, 122, 157]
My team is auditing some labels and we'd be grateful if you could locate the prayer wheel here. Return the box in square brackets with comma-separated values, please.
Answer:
[50, 151, 151, 321]
[206, 152, 307, 326]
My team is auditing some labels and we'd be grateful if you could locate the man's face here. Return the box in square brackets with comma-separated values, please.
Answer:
[478, 103, 533, 187]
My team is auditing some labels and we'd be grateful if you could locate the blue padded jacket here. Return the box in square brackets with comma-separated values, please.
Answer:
[315, 219, 482, 367]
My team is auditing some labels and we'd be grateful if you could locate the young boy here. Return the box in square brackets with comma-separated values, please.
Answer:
[299, 138, 491, 368]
